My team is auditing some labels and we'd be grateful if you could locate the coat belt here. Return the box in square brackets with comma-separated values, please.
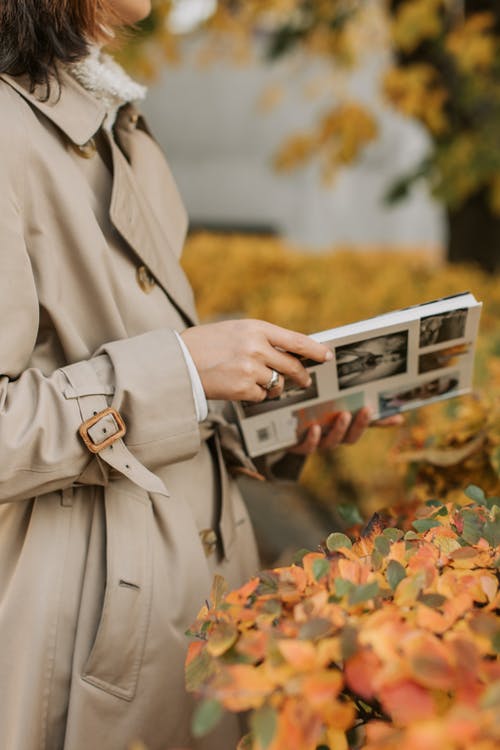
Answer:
[61, 361, 169, 497]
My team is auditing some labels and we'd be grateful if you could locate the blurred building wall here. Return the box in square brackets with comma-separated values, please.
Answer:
[142, 51, 445, 251]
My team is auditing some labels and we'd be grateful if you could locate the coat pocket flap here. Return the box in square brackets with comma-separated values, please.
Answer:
[82, 485, 153, 700]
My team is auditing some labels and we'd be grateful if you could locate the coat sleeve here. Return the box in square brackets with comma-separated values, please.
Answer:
[0, 115, 200, 505]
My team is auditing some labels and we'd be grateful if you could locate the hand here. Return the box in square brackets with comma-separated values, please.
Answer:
[181, 319, 332, 402]
[290, 408, 404, 455]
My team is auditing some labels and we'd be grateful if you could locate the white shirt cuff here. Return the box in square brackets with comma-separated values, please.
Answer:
[174, 331, 208, 422]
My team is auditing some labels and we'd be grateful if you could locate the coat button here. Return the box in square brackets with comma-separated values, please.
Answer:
[136, 265, 156, 293]
[71, 138, 97, 159]
[199, 529, 218, 557]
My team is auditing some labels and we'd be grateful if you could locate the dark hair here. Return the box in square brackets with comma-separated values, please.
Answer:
[0, 1, 121, 93]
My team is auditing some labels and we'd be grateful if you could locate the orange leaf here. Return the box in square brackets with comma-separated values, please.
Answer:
[379, 679, 435, 725]
[326, 727, 349, 750]
[226, 577, 260, 605]
[213, 665, 274, 712]
[415, 604, 451, 634]
[270, 697, 323, 750]
[300, 670, 343, 708]
[394, 571, 426, 607]
[345, 647, 381, 701]
[321, 699, 355, 730]
[277, 640, 318, 671]
[404, 633, 456, 691]
[236, 630, 269, 663]
[185, 640, 204, 667]
[206, 621, 239, 657]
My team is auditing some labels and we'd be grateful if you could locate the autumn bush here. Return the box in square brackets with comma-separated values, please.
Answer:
[183, 232, 500, 523]
[122, 1, 500, 269]
[186, 486, 499, 750]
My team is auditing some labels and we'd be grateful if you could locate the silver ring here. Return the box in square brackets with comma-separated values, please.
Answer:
[264, 369, 280, 391]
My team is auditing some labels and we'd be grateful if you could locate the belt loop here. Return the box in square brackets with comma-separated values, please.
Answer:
[61, 487, 74, 507]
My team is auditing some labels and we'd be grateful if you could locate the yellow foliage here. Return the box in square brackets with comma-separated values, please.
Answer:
[274, 103, 378, 182]
[434, 134, 483, 208]
[383, 64, 449, 135]
[392, 0, 443, 54]
[120, 2, 500, 216]
[446, 13, 497, 73]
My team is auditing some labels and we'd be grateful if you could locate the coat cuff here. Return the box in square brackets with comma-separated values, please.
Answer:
[92, 328, 201, 469]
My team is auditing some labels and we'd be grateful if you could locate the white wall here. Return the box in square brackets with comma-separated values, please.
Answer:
[142, 50, 445, 251]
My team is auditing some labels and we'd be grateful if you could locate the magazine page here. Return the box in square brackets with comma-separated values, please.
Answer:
[234, 294, 482, 458]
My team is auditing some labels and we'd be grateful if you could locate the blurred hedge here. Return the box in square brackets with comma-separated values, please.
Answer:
[183, 233, 500, 522]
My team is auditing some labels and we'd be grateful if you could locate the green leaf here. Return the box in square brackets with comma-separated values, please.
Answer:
[491, 631, 500, 654]
[335, 577, 353, 597]
[461, 510, 483, 545]
[261, 599, 282, 619]
[384, 157, 431, 205]
[250, 705, 277, 750]
[483, 517, 500, 548]
[292, 548, 312, 565]
[299, 618, 333, 641]
[337, 503, 364, 526]
[418, 593, 447, 608]
[340, 625, 359, 660]
[237, 734, 253, 750]
[258, 572, 279, 595]
[326, 532, 353, 551]
[374, 536, 391, 556]
[425, 499, 443, 507]
[480, 681, 500, 709]
[185, 648, 216, 692]
[464, 484, 486, 504]
[383, 528, 404, 542]
[371, 549, 383, 571]
[386, 560, 406, 591]
[432, 506, 449, 517]
[412, 519, 441, 533]
[192, 699, 223, 738]
[349, 581, 380, 605]
[404, 530, 419, 540]
[312, 558, 330, 581]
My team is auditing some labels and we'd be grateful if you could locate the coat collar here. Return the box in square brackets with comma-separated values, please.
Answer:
[0, 69, 107, 146]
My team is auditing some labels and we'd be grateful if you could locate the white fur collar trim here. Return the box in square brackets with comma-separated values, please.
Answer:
[67, 47, 147, 129]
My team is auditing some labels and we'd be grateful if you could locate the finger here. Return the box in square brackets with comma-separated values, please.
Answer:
[292, 424, 322, 455]
[371, 414, 405, 427]
[319, 412, 353, 450]
[342, 407, 372, 444]
[264, 348, 312, 388]
[261, 322, 333, 364]
[262, 372, 285, 399]
[256, 366, 285, 395]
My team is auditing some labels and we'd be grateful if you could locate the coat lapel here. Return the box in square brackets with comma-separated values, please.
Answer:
[107, 135, 198, 325]
[1, 71, 198, 327]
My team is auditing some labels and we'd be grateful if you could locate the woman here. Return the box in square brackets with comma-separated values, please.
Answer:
[0, 2, 382, 748]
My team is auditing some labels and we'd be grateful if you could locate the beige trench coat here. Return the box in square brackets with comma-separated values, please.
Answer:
[0, 70, 266, 750]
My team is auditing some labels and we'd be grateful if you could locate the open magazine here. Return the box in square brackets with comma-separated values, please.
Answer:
[234, 292, 482, 458]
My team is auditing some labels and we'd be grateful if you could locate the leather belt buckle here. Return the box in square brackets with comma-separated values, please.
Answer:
[79, 407, 127, 454]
